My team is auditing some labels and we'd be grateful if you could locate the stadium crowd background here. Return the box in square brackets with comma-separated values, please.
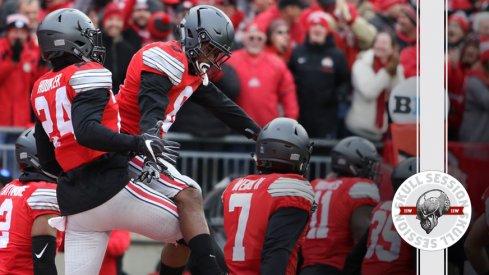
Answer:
[0, 0, 488, 274]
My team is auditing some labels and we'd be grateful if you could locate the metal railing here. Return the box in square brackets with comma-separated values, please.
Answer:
[0, 127, 382, 193]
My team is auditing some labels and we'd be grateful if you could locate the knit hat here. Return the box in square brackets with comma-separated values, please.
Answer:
[480, 36, 489, 63]
[103, 3, 123, 27]
[449, 11, 469, 33]
[378, 0, 405, 12]
[6, 14, 29, 30]
[306, 11, 331, 31]
[401, 3, 416, 25]
[148, 11, 173, 40]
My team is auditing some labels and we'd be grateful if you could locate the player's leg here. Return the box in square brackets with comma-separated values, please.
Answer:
[129, 156, 226, 274]
[160, 243, 190, 275]
[64, 216, 110, 275]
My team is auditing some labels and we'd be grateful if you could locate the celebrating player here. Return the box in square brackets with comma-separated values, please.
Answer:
[300, 136, 381, 275]
[0, 128, 60, 275]
[222, 118, 315, 275]
[343, 157, 417, 275]
[32, 9, 182, 275]
[115, 5, 260, 274]
[465, 186, 489, 274]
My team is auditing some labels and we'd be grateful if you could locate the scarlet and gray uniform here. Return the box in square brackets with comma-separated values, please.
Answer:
[32, 60, 182, 275]
[116, 40, 260, 198]
[222, 173, 314, 275]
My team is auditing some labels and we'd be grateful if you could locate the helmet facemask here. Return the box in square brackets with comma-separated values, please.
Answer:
[80, 28, 106, 64]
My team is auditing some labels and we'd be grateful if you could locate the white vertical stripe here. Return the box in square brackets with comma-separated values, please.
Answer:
[419, 0, 446, 273]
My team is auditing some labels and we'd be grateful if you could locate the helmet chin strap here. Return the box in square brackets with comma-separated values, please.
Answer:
[197, 61, 211, 86]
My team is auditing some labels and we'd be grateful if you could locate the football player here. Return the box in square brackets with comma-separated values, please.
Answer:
[465, 186, 489, 274]
[115, 5, 261, 274]
[222, 118, 315, 275]
[300, 136, 381, 275]
[32, 9, 181, 275]
[0, 128, 60, 275]
[342, 157, 417, 275]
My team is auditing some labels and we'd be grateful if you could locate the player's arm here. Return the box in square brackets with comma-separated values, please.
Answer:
[35, 118, 62, 177]
[351, 205, 374, 244]
[71, 88, 142, 152]
[343, 228, 369, 275]
[464, 214, 489, 274]
[31, 213, 58, 275]
[138, 71, 172, 133]
[191, 83, 261, 139]
[260, 207, 309, 275]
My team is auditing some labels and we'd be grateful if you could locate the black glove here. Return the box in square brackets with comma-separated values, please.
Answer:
[136, 160, 165, 183]
[137, 121, 180, 166]
[11, 39, 23, 62]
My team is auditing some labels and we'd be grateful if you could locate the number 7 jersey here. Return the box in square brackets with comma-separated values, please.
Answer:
[222, 173, 314, 275]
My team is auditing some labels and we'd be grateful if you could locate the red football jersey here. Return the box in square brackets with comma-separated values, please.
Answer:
[0, 180, 60, 274]
[31, 62, 119, 172]
[301, 177, 380, 270]
[222, 173, 314, 275]
[361, 201, 415, 275]
[116, 40, 203, 135]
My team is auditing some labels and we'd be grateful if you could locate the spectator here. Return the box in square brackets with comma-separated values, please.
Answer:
[17, 0, 40, 38]
[473, 11, 489, 37]
[396, 3, 416, 51]
[448, 34, 479, 140]
[265, 18, 292, 62]
[300, 0, 378, 68]
[289, 12, 349, 138]
[215, 0, 245, 29]
[0, 14, 39, 127]
[369, 0, 405, 33]
[123, 0, 162, 49]
[252, 0, 306, 47]
[147, 11, 173, 42]
[102, 3, 137, 93]
[459, 37, 489, 143]
[352, 0, 376, 21]
[448, 11, 469, 50]
[346, 32, 405, 141]
[227, 24, 299, 127]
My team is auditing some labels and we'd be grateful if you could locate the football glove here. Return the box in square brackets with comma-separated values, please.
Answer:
[137, 121, 180, 166]
[136, 160, 171, 183]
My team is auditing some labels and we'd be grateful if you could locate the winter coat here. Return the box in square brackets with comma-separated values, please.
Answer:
[289, 35, 349, 138]
[459, 73, 489, 143]
[227, 49, 299, 127]
[346, 49, 405, 141]
[0, 37, 39, 126]
[102, 35, 137, 93]
[369, 13, 397, 33]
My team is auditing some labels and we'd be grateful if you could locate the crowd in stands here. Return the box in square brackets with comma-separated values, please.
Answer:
[0, 0, 488, 144]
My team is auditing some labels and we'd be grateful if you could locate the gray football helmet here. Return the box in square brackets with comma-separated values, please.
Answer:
[179, 5, 234, 73]
[255, 118, 313, 176]
[37, 8, 105, 64]
[331, 136, 380, 180]
[391, 157, 417, 192]
[15, 128, 56, 179]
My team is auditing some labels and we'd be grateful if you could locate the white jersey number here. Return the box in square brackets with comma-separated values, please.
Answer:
[228, 193, 252, 261]
[0, 199, 13, 248]
[306, 190, 332, 239]
[365, 210, 401, 262]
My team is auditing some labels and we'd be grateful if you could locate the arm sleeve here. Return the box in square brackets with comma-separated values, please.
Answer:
[278, 69, 299, 120]
[71, 88, 140, 152]
[260, 207, 309, 275]
[32, 235, 57, 275]
[138, 71, 172, 133]
[343, 229, 369, 275]
[34, 119, 62, 176]
[191, 83, 261, 138]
